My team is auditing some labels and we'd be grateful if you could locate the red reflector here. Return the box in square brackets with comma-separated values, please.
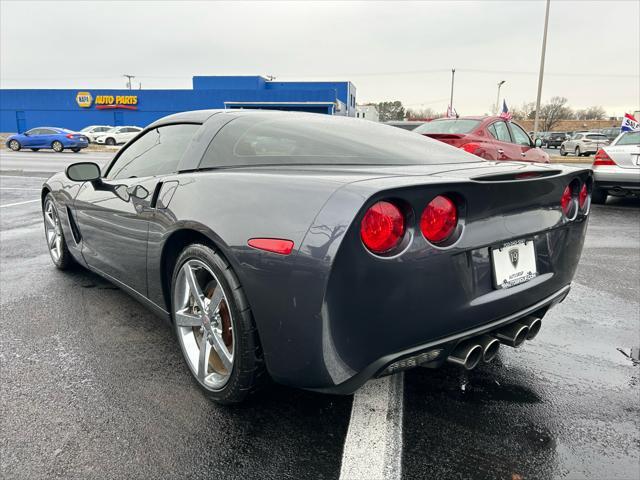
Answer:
[420, 195, 458, 243]
[561, 185, 572, 216]
[460, 143, 480, 154]
[247, 238, 294, 255]
[579, 183, 588, 209]
[593, 149, 615, 166]
[360, 201, 405, 254]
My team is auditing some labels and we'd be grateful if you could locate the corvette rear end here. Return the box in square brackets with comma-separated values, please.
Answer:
[265, 163, 592, 393]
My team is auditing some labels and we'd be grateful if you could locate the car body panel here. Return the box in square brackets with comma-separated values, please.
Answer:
[42, 109, 590, 393]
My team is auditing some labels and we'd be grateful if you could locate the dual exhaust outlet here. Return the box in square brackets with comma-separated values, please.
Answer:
[447, 317, 542, 370]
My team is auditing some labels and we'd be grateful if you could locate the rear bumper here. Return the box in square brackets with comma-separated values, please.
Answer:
[594, 168, 640, 192]
[312, 284, 571, 394]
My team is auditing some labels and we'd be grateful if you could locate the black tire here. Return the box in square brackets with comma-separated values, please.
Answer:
[31, 148, 40, 152]
[560, 145, 568, 157]
[105, 137, 116, 146]
[8, 140, 21, 151]
[43, 193, 74, 270]
[71, 147, 81, 153]
[52, 141, 64, 153]
[575, 147, 581, 157]
[591, 187, 608, 205]
[171, 244, 266, 404]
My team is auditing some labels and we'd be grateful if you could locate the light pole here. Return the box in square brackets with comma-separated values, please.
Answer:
[123, 74, 135, 90]
[533, 0, 551, 137]
[495, 80, 506, 115]
[449, 68, 455, 114]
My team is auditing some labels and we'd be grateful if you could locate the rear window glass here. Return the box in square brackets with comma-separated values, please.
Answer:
[586, 134, 607, 140]
[616, 132, 640, 145]
[413, 119, 480, 135]
[200, 114, 475, 167]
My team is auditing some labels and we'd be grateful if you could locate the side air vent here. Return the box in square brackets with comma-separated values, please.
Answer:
[66, 206, 82, 244]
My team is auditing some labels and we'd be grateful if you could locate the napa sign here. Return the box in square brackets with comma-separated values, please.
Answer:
[76, 92, 138, 110]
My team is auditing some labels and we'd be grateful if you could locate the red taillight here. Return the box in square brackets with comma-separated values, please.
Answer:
[593, 149, 615, 166]
[66, 134, 74, 139]
[561, 186, 573, 216]
[247, 238, 294, 255]
[579, 183, 588, 209]
[360, 201, 405, 254]
[420, 195, 458, 243]
[460, 143, 480, 155]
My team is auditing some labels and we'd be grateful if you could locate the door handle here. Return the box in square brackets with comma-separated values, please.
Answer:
[520, 152, 526, 157]
[497, 149, 504, 154]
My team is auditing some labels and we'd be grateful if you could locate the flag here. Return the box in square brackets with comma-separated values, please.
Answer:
[621, 113, 639, 132]
[446, 105, 457, 118]
[499, 100, 512, 121]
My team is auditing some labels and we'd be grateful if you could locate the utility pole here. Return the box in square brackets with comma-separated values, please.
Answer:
[449, 68, 455, 113]
[533, 0, 551, 137]
[123, 74, 135, 90]
[495, 80, 506, 115]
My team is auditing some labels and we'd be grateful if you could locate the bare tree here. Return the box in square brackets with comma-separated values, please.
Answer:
[574, 106, 606, 120]
[377, 101, 406, 122]
[511, 101, 537, 121]
[539, 97, 574, 131]
[405, 107, 438, 120]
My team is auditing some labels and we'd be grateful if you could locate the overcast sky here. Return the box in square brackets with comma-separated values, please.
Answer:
[1, 0, 638, 116]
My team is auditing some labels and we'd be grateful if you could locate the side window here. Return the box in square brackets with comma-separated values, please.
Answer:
[491, 121, 511, 142]
[487, 123, 498, 139]
[510, 123, 531, 146]
[39, 129, 56, 135]
[106, 124, 200, 180]
[27, 128, 41, 135]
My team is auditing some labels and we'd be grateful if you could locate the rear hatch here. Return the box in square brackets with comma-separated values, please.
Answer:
[323, 164, 592, 370]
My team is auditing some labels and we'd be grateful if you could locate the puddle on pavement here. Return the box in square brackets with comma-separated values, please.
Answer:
[617, 347, 640, 366]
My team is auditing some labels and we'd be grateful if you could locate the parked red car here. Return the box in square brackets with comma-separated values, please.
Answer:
[413, 116, 549, 163]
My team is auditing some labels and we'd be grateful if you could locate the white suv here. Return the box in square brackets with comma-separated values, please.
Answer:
[560, 132, 609, 157]
[95, 126, 143, 145]
[80, 125, 113, 143]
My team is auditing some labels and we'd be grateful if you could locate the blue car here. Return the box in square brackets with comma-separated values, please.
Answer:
[6, 127, 89, 153]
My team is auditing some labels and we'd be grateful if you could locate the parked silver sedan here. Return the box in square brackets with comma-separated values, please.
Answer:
[560, 132, 609, 157]
[591, 131, 640, 204]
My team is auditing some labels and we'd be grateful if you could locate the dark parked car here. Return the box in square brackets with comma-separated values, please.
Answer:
[6, 127, 88, 153]
[413, 116, 550, 163]
[544, 132, 568, 148]
[42, 110, 590, 403]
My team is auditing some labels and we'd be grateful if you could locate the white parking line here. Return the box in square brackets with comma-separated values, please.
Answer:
[339, 373, 404, 480]
[0, 199, 40, 208]
[0, 188, 41, 191]
[0, 175, 47, 180]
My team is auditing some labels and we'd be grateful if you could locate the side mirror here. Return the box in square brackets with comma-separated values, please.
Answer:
[534, 137, 543, 148]
[66, 162, 101, 182]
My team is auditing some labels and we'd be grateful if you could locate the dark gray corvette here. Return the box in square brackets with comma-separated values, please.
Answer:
[42, 110, 591, 403]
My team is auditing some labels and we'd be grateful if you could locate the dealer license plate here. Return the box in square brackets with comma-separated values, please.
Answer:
[491, 240, 538, 289]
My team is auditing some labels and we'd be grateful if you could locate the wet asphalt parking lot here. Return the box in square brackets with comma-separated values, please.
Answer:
[1, 150, 639, 480]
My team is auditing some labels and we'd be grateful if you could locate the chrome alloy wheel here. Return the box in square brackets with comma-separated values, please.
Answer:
[44, 198, 63, 262]
[173, 259, 234, 390]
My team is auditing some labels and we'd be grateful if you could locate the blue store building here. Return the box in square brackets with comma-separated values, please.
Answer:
[0, 76, 357, 133]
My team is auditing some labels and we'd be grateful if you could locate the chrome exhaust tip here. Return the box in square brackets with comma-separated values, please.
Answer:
[477, 335, 501, 363]
[520, 316, 542, 340]
[494, 322, 529, 348]
[447, 342, 483, 370]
